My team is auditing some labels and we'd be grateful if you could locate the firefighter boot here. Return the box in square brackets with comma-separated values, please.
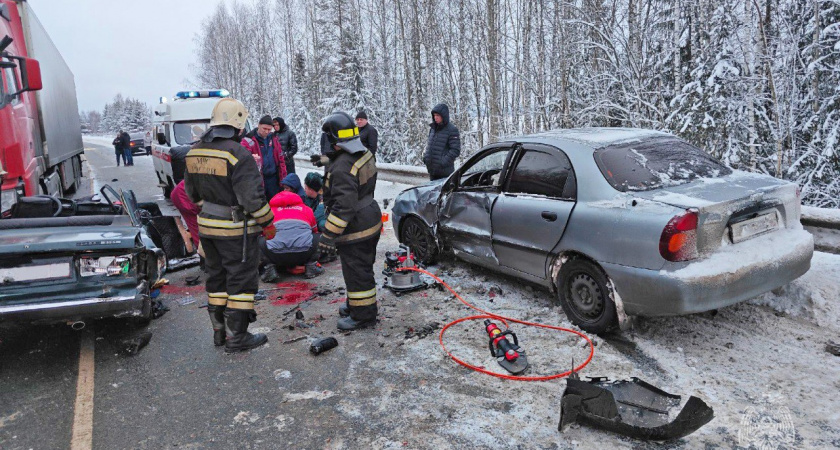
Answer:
[207, 305, 226, 346]
[304, 262, 324, 279]
[261, 264, 280, 283]
[337, 316, 377, 331]
[224, 309, 268, 353]
[338, 303, 349, 318]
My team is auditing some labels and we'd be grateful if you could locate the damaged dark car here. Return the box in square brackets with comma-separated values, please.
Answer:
[0, 185, 167, 327]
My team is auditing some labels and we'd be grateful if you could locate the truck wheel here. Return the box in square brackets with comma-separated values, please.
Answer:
[556, 257, 617, 334]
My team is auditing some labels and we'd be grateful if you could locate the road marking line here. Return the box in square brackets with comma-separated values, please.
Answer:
[70, 331, 95, 450]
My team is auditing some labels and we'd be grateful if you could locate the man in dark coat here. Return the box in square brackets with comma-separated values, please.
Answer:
[120, 130, 134, 166]
[355, 111, 378, 155]
[112, 132, 125, 166]
[273, 117, 298, 174]
[423, 103, 460, 180]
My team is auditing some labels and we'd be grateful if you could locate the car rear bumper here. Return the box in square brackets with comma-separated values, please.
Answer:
[0, 284, 150, 324]
[604, 228, 814, 316]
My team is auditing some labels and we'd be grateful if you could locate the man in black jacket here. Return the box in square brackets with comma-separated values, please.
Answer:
[120, 130, 133, 166]
[313, 112, 381, 331]
[355, 111, 378, 155]
[273, 117, 298, 174]
[184, 97, 276, 353]
[423, 103, 460, 180]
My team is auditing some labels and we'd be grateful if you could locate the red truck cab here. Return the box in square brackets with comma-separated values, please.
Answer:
[0, 0, 83, 216]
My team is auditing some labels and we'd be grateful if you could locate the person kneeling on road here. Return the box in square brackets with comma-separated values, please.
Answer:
[259, 190, 324, 282]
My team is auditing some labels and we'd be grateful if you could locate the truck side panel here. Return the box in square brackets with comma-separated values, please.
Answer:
[17, 1, 83, 183]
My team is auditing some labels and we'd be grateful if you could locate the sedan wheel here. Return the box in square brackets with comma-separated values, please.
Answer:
[557, 258, 617, 334]
[400, 216, 438, 265]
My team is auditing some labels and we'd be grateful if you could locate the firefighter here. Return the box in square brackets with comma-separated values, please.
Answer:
[313, 112, 382, 330]
[184, 97, 276, 353]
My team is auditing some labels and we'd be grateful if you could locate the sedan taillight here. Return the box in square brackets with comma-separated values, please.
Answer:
[659, 209, 699, 262]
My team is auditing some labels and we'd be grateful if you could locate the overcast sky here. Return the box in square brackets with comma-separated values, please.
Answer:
[32, 0, 229, 112]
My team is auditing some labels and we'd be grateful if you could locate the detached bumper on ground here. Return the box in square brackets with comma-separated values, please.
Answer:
[605, 228, 814, 316]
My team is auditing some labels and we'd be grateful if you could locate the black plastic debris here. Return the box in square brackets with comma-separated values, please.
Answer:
[295, 310, 304, 320]
[310, 337, 338, 355]
[559, 374, 714, 441]
[120, 332, 152, 356]
[185, 275, 202, 286]
[827, 341, 840, 357]
[404, 322, 440, 340]
[151, 300, 169, 319]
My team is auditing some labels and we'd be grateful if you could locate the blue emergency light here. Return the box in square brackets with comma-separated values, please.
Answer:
[174, 89, 230, 99]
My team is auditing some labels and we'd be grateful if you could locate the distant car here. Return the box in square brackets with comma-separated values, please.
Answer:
[0, 185, 167, 327]
[128, 132, 148, 155]
[392, 128, 814, 333]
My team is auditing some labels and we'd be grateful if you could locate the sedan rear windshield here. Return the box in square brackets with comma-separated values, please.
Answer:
[594, 137, 731, 192]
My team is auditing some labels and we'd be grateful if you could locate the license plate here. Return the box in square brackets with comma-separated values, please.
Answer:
[0, 263, 71, 284]
[730, 212, 779, 243]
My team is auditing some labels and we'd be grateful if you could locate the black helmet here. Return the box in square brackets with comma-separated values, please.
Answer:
[321, 112, 367, 154]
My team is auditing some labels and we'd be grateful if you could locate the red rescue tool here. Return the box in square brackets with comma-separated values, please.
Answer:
[484, 319, 529, 375]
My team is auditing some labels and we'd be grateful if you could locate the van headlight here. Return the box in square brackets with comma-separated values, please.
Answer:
[80, 255, 132, 277]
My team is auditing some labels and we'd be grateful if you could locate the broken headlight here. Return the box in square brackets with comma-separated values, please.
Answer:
[79, 255, 132, 277]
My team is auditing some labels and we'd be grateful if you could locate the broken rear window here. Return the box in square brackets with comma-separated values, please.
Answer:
[594, 137, 731, 192]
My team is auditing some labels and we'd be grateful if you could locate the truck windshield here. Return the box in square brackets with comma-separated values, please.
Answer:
[173, 121, 209, 145]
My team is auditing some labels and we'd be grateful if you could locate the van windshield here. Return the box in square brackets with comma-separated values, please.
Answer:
[173, 121, 210, 145]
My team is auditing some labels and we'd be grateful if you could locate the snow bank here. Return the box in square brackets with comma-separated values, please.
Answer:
[801, 205, 840, 224]
[750, 251, 840, 332]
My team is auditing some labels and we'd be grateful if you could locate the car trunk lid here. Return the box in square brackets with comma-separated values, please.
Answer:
[633, 171, 799, 256]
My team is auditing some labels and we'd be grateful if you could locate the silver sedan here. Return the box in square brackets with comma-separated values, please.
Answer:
[392, 128, 814, 333]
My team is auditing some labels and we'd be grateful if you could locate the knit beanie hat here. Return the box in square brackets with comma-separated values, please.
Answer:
[304, 172, 323, 191]
[355, 111, 368, 120]
[259, 115, 273, 126]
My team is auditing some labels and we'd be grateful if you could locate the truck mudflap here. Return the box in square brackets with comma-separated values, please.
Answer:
[559, 374, 714, 441]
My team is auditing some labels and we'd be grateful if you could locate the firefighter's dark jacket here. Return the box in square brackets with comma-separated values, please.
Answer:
[184, 136, 274, 239]
[323, 149, 381, 244]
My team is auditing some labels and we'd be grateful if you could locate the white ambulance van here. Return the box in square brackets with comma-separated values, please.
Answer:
[151, 89, 250, 197]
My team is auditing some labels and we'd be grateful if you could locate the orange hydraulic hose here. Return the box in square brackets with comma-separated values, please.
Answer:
[398, 267, 595, 381]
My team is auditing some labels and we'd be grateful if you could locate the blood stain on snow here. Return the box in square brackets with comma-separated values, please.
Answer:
[271, 281, 315, 306]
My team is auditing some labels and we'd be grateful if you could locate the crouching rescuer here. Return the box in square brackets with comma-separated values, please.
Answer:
[184, 97, 277, 353]
[315, 112, 382, 330]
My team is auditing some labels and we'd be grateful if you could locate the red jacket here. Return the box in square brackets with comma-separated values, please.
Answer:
[265, 191, 318, 253]
[269, 191, 317, 232]
[241, 133, 288, 180]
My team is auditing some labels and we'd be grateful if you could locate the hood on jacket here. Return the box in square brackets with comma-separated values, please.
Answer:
[280, 173, 306, 198]
[431, 103, 450, 127]
[274, 117, 287, 132]
[269, 190, 304, 208]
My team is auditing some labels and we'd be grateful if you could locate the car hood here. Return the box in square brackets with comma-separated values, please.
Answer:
[0, 226, 140, 254]
[392, 179, 446, 226]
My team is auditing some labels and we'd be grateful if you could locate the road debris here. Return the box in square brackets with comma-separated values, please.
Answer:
[404, 322, 439, 340]
[826, 341, 840, 356]
[310, 337, 338, 355]
[120, 332, 152, 356]
[559, 374, 714, 441]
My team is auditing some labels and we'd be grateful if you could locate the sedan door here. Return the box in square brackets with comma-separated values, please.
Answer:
[491, 144, 577, 279]
[438, 145, 514, 265]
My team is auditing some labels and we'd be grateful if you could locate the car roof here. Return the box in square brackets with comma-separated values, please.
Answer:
[513, 127, 673, 150]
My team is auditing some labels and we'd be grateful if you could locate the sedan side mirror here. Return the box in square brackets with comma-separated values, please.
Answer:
[156, 132, 167, 145]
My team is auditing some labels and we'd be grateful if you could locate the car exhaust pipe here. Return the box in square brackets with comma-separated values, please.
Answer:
[70, 321, 86, 331]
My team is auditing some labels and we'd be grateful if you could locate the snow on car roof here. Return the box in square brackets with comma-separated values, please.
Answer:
[518, 127, 672, 149]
